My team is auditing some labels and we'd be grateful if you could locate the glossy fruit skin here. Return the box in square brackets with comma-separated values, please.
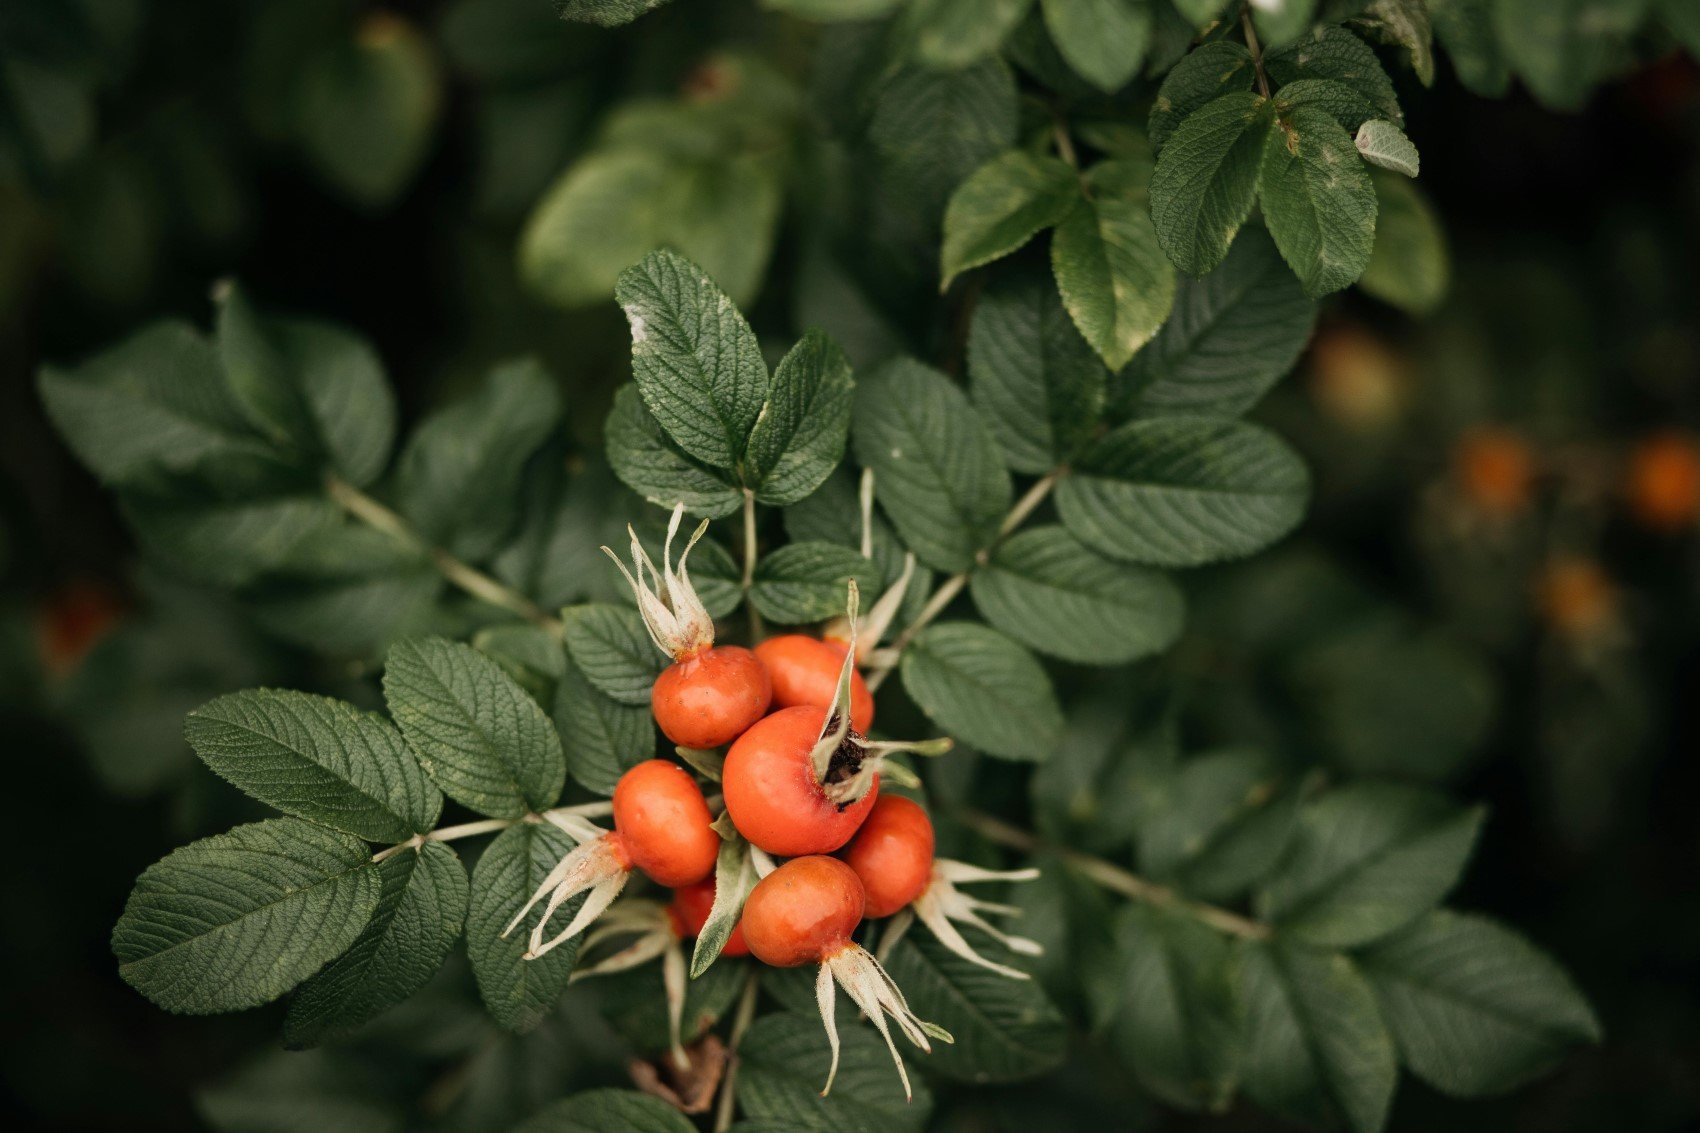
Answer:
[723, 705, 879, 857]
[667, 878, 749, 957]
[651, 645, 772, 749]
[840, 795, 935, 918]
[611, 760, 720, 887]
[741, 856, 865, 967]
[754, 634, 874, 732]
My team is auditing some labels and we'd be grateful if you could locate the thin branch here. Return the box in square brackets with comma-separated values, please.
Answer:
[959, 809, 1271, 940]
[327, 474, 562, 637]
[1241, 6, 1272, 99]
[741, 489, 764, 640]
[713, 970, 762, 1133]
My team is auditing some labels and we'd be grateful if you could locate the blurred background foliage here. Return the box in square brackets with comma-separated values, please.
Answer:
[2, 1, 1698, 1130]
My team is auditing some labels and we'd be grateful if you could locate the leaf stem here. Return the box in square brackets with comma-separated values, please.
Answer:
[1241, 6, 1272, 99]
[958, 809, 1271, 940]
[326, 474, 562, 637]
[741, 488, 764, 641]
[864, 469, 1063, 691]
[713, 969, 761, 1133]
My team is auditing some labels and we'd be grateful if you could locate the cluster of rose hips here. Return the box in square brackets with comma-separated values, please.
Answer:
[501, 505, 1038, 1098]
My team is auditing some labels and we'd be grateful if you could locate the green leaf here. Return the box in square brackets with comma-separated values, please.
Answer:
[1354, 0, 1436, 87]
[605, 385, 744, 520]
[1148, 41, 1256, 152]
[561, 603, 665, 707]
[1238, 940, 1396, 1133]
[113, 818, 383, 1014]
[466, 822, 582, 1032]
[553, 657, 656, 796]
[616, 249, 769, 471]
[558, 2, 675, 29]
[1051, 161, 1177, 372]
[1356, 910, 1601, 1097]
[692, 834, 757, 976]
[514, 1088, 695, 1133]
[1057, 416, 1310, 567]
[1359, 170, 1449, 315]
[970, 525, 1183, 664]
[283, 841, 468, 1046]
[293, 19, 440, 208]
[901, 622, 1063, 760]
[883, 926, 1068, 1082]
[124, 495, 343, 590]
[38, 321, 276, 490]
[1354, 119, 1419, 176]
[1428, 0, 1510, 96]
[737, 1013, 933, 1132]
[867, 57, 1020, 224]
[1258, 104, 1378, 298]
[1150, 91, 1274, 277]
[1266, 25, 1403, 124]
[1258, 783, 1484, 948]
[743, 329, 855, 506]
[940, 149, 1078, 289]
[1275, 77, 1384, 133]
[1115, 225, 1316, 418]
[749, 542, 884, 625]
[216, 286, 397, 488]
[1134, 747, 1290, 883]
[1040, 0, 1154, 92]
[383, 637, 566, 818]
[900, 0, 1035, 69]
[969, 267, 1107, 472]
[395, 358, 563, 561]
[1090, 904, 1238, 1111]
[196, 1049, 405, 1133]
[1253, 0, 1318, 46]
[1172, 0, 1229, 24]
[851, 358, 1012, 573]
[185, 689, 441, 843]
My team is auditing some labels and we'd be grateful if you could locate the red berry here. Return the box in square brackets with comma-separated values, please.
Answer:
[723, 705, 880, 857]
[754, 634, 875, 732]
[667, 878, 750, 957]
[651, 644, 772, 749]
[740, 856, 865, 968]
[612, 760, 720, 887]
[840, 795, 935, 918]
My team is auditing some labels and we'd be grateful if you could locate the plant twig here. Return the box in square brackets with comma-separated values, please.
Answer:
[326, 474, 562, 637]
[741, 489, 764, 640]
[713, 970, 761, 1133]
[1241, 6, 1272, 99]
[958, 809, 1271, 940]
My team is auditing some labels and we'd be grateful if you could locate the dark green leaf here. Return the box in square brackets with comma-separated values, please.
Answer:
[900, 0, 1035, 69]
[1051, 161, 1176, 372]
[1428, 0, 1510, 96]
[1276, 77, 1383, 133]
[514, 1089, 695, 1132]
[868, 58, 1019, 224]
[1149, 41, 1256, 153]
[186, 689, 441, 843]
[940, 150, 1078, 288]
[605, 385, 744, 520]
[466, 822, 583, 1032]
[1134, 747, 1289, 884]
[750, 542, 884, 625]
[1040, 0, 1154, 92]
[1150, 91, 1274, 277]
[901, 622, 1063, 760]
[196, 1049, 405, 1133]
[737, 1013, 933, 1132]
[558, 2, 675, 29]
[744, 329, 855, 506]
[383, 636, 566, 818]
[1359, 172, 1449, 314]
[1258, 104, 1378, 298]
[561, 603, 665, 707]
[554, 657, 656, 796]
[113, 818, 383, 1014]
[1266, 25, 1403, 123]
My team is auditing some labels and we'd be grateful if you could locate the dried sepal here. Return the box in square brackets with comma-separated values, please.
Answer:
[817, 942, 953, 1099]
[602, 502, 715, 660]
[500, 827, 631, 959]
[911, 859, 1043, 979]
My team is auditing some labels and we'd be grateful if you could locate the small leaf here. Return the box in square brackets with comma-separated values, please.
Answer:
[186, 689, 441, 843]
[561, 603, 666, 707]
[738, 1013, 934, 1131]
[1265, 24, 1403, 123]
[1258, 783, 1484, 948]
[851, 358, 1012, 573]
[1258, 104, 1379, 298]
[1040, 0, 1154, 92]
[558, 1, 676, 29]
[1357, 910, 1601, 1097]
[383, 637, 566, 818]
[283, 841, 469, 1046]
[395, 358, 563, 561]
[1354, 0, 1435, 87]
[970, 525, 1183, 664]
[1115, 224, 1316, 419]
[970, 265, 1108, 472]
[749, 542, 885, 625]
[1276, 77, 1384, 133]
[902, 622, 1063, 761]
[554, 657, 656, 796]
[514, 1088, 696, 1133]
[743, 329, 855, 506]
[466, 822, 583, 1032]
[616, 249, 769, 471]
[113, 818, 382, 1014]
[1148, 41, 1256, 153]
[940, 149, 1078, 289]
[1238, 939, 1396, 1133]
[1051, 161, 1177, 371]
[604, 385, 744, 520]
[1150, 91, 1274, 277]
[1057, 416, 1310, 567]
[1359, 172, 1449, 314]
[883, 925, 1069, 1082]
[692, 834, 758, 976]
[1354, 119, 1420, 177]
